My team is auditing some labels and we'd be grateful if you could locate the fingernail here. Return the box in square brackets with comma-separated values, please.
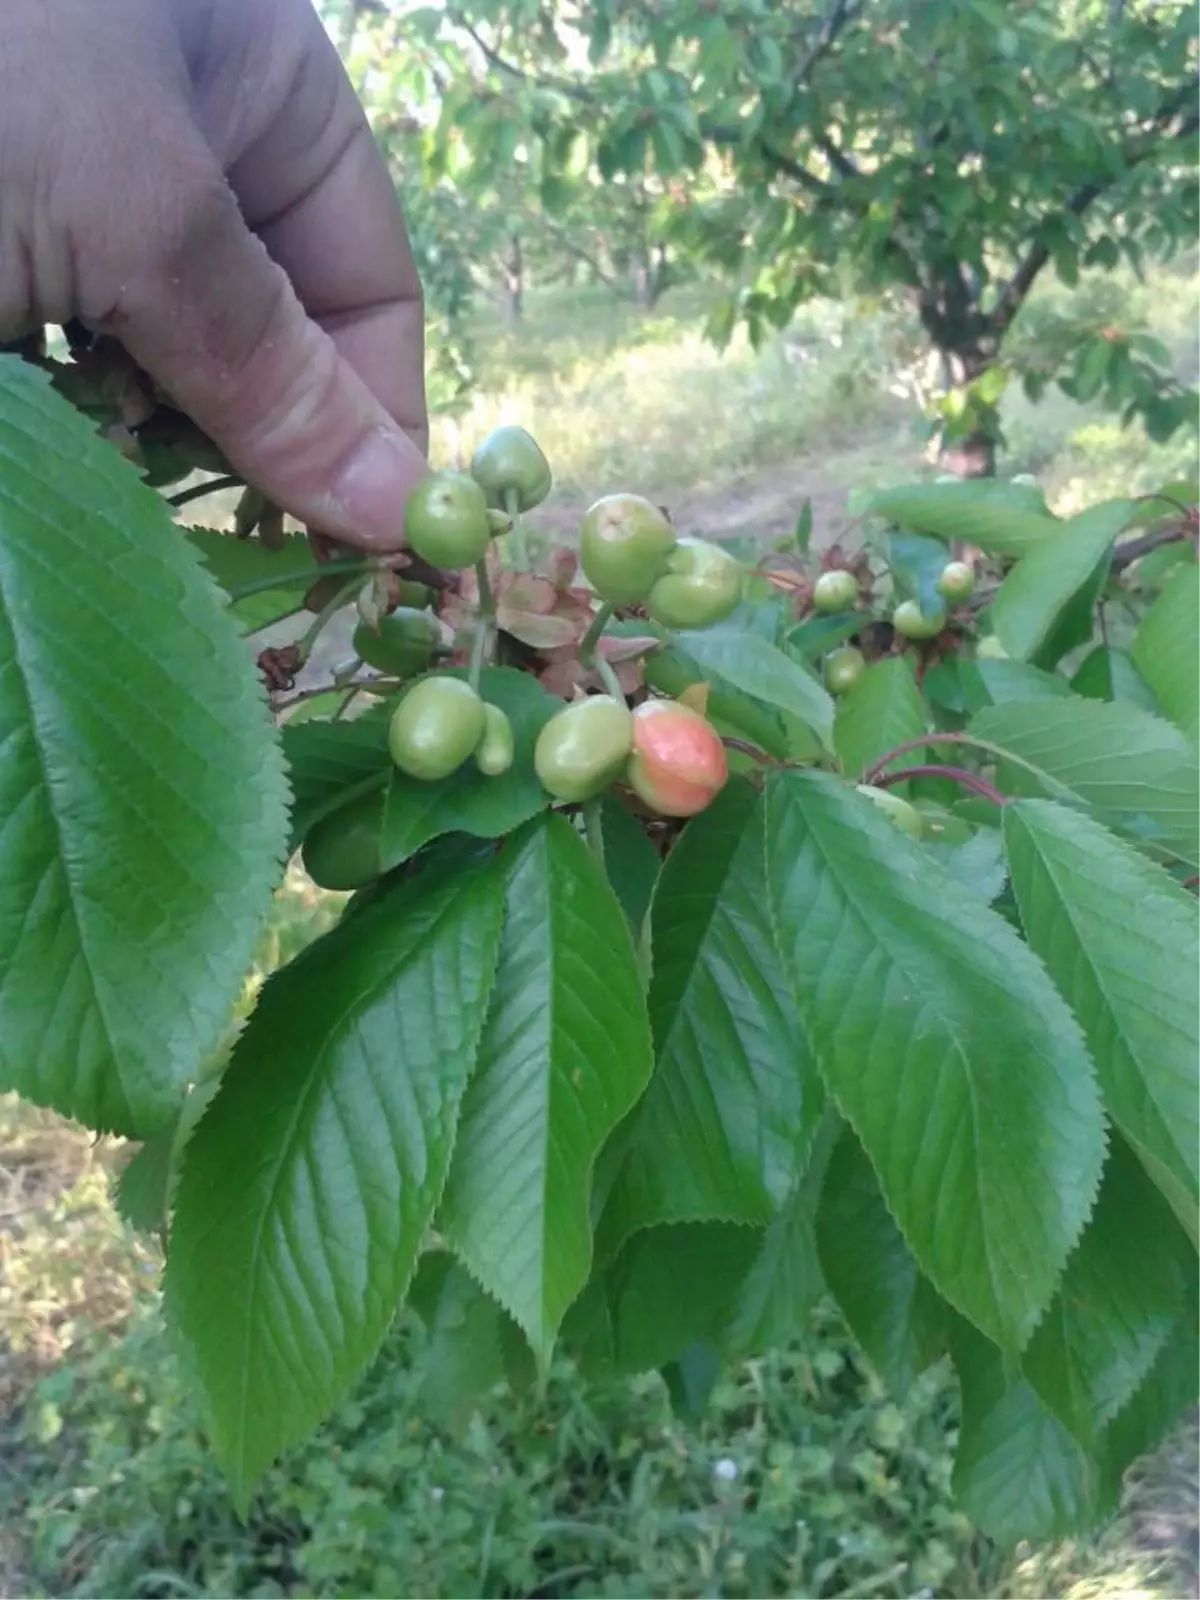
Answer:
[328, 426, 425, 548]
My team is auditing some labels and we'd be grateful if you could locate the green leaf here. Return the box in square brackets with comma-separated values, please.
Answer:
[660, 1341, 722, 1421]
[282, 712, 390, 854]
[601, 781, 822, 1246]
[921, 827, 1008, 904]
[816, 1128, 949, 1391]
[794, 498, 814, 554]
[1022, 1142, 1188, 1448]
[115, 1124, 178, 1236]
[1101, 1276, 1199, 1487]
[408, 1255, 509, 1436]
[0, 357, 288, 1136]
[115, 1072, 223, 1236]
[991, 502, 1131, 663]
[973, 699, 1200, 867]
[834, 656, 928, 781]
[952, 1319, 1107, 1546]
[869, 481, 1060, 556]
[645, 639, 795, 760]
[1002, 799, 1199, 1242]
[765, 771, 1106, 1352]
[439, 814, 654, 1368]
[959, 657, 1073, 713]
[380, 668, 558, 868]
[599, 794, 660, 936]
[1070, 646, 1158, 712]
[670, 622, 834, 747]
[720, 1122, 834, 1361]
[165, 862, 505, 1506]
[183, 525, 318, 631]
[886, 529, 952, 617]
[606, 1222, 761, 1374]
[1132, 565, 1199, 741]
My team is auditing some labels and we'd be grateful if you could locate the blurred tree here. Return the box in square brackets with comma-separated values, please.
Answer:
[393, 0, 1197, 472]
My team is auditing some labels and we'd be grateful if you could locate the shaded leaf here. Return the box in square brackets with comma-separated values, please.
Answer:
[408, 1255, 509, 1436]
[991, 502, 1130, 663]
[439, 814, 654, 1366]
[973, 699, 1200, 867]
[183, 525, 317, 631]
[817, 1128, 949, 1392]
[1132, 564, 1199, 741]
[1070, 646, 1158, 712]
[282, 712, 390, 854]
[834, 656, 928, 782]
[606, 1222, 761, 1374]
[671, 621, 834, 746]
[1022, 1142, 1188, 1448]
[0, 357, 288, 1135]
[601, 780, 822, 1247]
[166, 863, 504, 1506]
[952, 1319, 1108, 1546]
[959, 658, 1073, 713]
[765, 770, 1106, 1352]
[1003, 799, 1199, 1241]
[1101, 1271, 1199, 1488]
[921, 827, 1007, 904]
[599, 794, 661, 935]
[869, 480, 1059, 556]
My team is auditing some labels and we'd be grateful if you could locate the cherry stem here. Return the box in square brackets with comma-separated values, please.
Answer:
[861, 729, 1065, 799]
[872, 764, 1008, 807]
[469, 559, 496, 691]
[579, 601, 624, 698]
[227, 557, 371, 602]
[167, 473, 243, 508]
[722, 736, 777, 767]
[505, 487, 528, 570]
[297, 576, 363, 666]
[333, 687, 360, 721]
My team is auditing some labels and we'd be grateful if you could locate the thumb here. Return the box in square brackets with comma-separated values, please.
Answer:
[98, 176, 427, 551]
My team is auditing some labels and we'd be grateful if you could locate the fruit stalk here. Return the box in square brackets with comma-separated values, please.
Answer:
[296, 575, 364, 666]
[579, 601, 624, 698]
[871, 765, 1008, 807]
[505, 486, 527, 570]
[468, 559, 496, 691]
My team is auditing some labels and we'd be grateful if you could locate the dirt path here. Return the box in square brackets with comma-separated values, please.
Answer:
[524, 424, 916, 553]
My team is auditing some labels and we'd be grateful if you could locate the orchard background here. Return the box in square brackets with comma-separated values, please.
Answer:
[1, 1, 1198, 1598]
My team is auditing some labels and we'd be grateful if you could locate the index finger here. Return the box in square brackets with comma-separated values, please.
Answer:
[201, 0, 429, 450]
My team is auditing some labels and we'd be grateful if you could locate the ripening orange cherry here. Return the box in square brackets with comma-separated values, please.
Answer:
[626, 699, 728, 817]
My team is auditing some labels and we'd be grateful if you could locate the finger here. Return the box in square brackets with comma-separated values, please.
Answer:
[197, 0, 429, 451]
[92, 165, 425, 551]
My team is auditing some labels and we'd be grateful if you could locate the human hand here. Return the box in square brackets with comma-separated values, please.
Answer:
[1, 0, 427, 550]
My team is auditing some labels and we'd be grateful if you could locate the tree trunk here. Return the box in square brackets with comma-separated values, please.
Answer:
[939, 427, 996, 479]
[630, 248, 651, 306]
[503, 234, 523, 323]
[644, 245, 669, 310]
